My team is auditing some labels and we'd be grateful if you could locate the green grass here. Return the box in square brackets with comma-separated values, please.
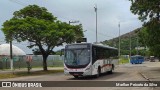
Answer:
[119, 58, 129, 64]
[0, 69, 64, 79]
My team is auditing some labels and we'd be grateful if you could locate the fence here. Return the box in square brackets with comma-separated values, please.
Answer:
[0, 55, 64, 69]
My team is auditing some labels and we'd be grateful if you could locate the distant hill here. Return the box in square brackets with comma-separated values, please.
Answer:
[102, 28, 140, 43]
[101, 28, 144, 55]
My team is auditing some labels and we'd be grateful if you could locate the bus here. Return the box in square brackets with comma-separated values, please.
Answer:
[63, 43, 118, 78]
[130, 55, 144, 64]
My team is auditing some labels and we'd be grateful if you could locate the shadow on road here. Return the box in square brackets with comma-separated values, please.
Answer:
[67, 71, 124, 80]
[149, 67, 160, 72]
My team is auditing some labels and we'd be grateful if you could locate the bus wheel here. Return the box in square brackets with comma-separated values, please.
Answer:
[108, 65, 113, 74]
[108, 69, 113, 74]
[96, 67, 101, 78]
[73, 75, 79, 78]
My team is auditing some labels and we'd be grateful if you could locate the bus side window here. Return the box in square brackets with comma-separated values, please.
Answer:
[92, 47, 97, 64]
[105, 49, 110, 59]
[98, 48, 104, 59]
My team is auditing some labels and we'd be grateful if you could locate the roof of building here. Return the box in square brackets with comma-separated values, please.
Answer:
[0, 44, 26, 55]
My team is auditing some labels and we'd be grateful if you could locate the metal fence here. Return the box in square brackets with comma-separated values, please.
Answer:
[0, 55, 64, 69]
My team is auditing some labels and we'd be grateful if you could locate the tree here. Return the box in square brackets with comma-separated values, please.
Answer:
[130, 0, 160, 22]
[2, 5, 84, 71]
[138, 27, 148, 46]
[32, 48, 55, 55]
[129, 0, 160, 57]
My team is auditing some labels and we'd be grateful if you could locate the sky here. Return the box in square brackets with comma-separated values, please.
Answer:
[0, 0, 143, 54]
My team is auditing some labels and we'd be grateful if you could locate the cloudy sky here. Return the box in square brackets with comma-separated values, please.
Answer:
[0, 0, 142, 54]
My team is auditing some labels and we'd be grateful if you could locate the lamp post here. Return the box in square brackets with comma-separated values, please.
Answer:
[129, 31, 132, 62]
[94, 4, 98, 43]
[118, 22, 121, 60]
[136, 37, 138, 55]
[118, 22, 121, 65]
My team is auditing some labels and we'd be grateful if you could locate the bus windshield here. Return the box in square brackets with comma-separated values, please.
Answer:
[64, 49, 90, 66]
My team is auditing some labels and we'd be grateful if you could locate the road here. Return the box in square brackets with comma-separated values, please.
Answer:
[1, 61, 160, 90]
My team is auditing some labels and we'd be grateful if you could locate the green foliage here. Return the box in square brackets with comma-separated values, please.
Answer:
[130, 0, 160, 22]
[129, 0, 160, 57]
[32, 48, 56, 55]
[144, 20, 160, 57]
[102, 32, 146, 56]
[138, 27, 148, 46]
[119, 58, 129, 64]
[54, 50, 64, 55]
[1, 5, 84, 70]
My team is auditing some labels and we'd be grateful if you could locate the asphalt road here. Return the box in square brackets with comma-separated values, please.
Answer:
[1, 61, 160, 90]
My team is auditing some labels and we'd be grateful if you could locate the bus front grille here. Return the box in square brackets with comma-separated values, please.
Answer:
[69, 72, 84, 76]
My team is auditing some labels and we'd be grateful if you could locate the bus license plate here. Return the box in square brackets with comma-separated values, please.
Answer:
[73, 74, 78, 75]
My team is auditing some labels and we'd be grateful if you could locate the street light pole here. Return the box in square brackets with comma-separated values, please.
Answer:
[94, 4, 98, 43]
[130, 31, 132, 57]
[129, 31, 132, 63]
[136, 37, 138, 55]
[118, 22, 121, 59]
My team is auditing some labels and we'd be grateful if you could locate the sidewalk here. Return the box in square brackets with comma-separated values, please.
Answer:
[139, 62, 160, 90]
[139, 61, 160, 81]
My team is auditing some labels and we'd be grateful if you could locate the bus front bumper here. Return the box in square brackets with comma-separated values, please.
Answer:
[64, 69, 92, 76]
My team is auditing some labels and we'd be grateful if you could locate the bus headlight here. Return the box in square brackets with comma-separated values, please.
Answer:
[64, 67, 68, 71]
[85, 66, 91, 71]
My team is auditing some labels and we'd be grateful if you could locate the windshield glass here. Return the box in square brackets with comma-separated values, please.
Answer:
[64, 49, 90, 66]
[131, 57, 136, 60]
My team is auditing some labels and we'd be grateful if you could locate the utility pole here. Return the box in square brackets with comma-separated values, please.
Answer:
[136, 37, 138, 55]
[130, 31, 132, 57]
[118, 22, 121, 60]
[94, 4, 98, 43]
[129, 31, 132, 63]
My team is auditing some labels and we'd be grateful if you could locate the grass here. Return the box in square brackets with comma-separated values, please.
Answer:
[119, 58, 129, 64]
[0, 69, 64, 79]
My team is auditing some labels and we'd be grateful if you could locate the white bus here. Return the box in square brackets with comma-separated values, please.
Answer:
[64, 43, 118, 78]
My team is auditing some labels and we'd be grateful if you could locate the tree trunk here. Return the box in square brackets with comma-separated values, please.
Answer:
[42, 54, 48, 71]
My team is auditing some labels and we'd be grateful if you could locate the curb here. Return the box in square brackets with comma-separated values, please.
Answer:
[139, 72, 158, 90]
[139, 72, 151, 82]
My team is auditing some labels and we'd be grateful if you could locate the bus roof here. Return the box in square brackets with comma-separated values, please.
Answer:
[131, 55, 143, 57]
[92, 43, 117, 50]
[66, 43, 117, 50]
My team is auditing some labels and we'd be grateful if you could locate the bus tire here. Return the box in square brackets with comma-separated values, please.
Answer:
[108, 69, 113, 74]
[108, 65, 113, 74]
[112, 64, 114, 70]
[96, 67, 101, 78]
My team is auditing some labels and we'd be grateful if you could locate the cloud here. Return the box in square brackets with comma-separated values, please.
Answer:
[0, 0, 143, 54]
